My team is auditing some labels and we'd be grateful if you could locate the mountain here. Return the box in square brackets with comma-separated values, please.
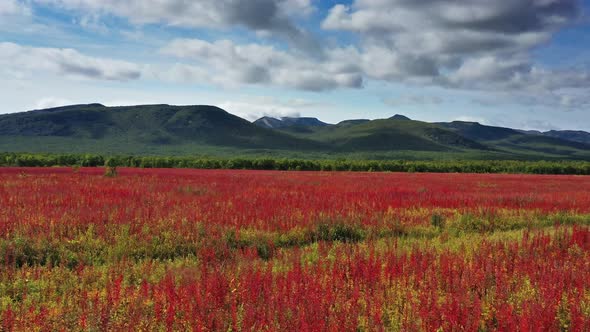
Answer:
[517, 129, 543, 135]
[281, 118, 487, 152]
[254, 116, 329, 129]
[0, 104, 326, 154]
[337, 119, 370, 127]
[0, 104, 588, 160]
[542, 130, 590, 145]
[437, 121, 522, 141]
[252, 116, 284, 129]
[437, 121, 590, 159]
[390, 114, 411, 121]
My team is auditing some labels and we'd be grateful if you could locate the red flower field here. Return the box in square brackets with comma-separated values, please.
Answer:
[1, 167, 589, 331]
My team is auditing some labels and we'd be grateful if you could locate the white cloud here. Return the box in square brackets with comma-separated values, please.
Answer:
[448, 55, 532, 87]
[454, 116, 488, 124]
[33, 0, 224, 27]
[319, 0, 590, 111]
[2, 0, 588, 117]
[0, 0, 30, 16]
[0, 42, 142, 81]
[0, 0, 33, 30]
[34, 97, 73, 109]
[161, 38, 362, 91]
[323, 2, 583, 82]
[28, 0, 589, 110]
[279, 0, 315, 17]
[34, 0, 316, 27]
[218, 96, 330, 121]
[219, 100, 300, 121]
[77, 14, 109, 34]
[33, 0, 319, 51]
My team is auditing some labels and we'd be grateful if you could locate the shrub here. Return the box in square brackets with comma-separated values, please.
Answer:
[431, 213, 446, 229]
[104, 166, 118, 177]
[314, 222, 364, 243]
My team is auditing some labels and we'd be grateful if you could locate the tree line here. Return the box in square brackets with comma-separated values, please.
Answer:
[1, 152, 590, 175]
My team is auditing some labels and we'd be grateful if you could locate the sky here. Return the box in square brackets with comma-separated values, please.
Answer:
[1, 0, 590, 131]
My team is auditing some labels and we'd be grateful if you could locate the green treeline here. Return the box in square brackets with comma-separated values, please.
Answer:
[1, 152, 590, 175]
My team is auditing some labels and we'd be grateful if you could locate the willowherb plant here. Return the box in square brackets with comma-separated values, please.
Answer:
[0, 168, 589, 330]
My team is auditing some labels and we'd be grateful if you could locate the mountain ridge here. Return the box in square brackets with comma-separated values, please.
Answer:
[0, 104, 588, 160]
[0, 104, 327, 153]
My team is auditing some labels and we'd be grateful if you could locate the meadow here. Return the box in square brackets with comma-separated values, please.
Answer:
[1, 167, 590, 331]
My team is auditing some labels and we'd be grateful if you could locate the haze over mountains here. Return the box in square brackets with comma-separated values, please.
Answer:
[0, 104, 588, 160]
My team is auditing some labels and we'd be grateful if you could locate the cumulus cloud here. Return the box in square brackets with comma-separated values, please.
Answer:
[35, 0, 314, 26]
[0, 0, 30, 16]
[321, 0, 589, 109]
[159, 37, 448, 91]
[161, 38, 363, 91]
[279, 0, 315, 17]
[0, 42, 142, 81]
[34, 0, 319, 52]
[447, 55, 532, 88]
[0, 0, 32, 30]
[323, 0, 579, 48]
[8, 0, 589, 113]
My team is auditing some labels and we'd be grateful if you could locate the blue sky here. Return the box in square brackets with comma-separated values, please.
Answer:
[1, 0, 589, 131]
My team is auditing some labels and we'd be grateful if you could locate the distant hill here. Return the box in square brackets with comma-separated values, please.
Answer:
[337, 119, 371, 127]
[0, 104, 588, 160]
[390, 114, 411, 121]
[0, 104, 325, 154]
[281, 118, 487, 152]
[517, 129, 543, 135]
[542, 130, 590, 145]
[254, 116, 329, 129]
[252, 116, 284, 129]
[437, 121, 590, 159]
[436, 121, 521, 141]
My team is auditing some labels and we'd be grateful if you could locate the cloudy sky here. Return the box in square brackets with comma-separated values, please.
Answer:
[1, 0, 589, 130]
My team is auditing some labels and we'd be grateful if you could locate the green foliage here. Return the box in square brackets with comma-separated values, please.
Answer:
[1, 211, 588, 271]
[104, 157, 118, 168]
[1, 152, 589, 174]
[431, 213, 446, 229]
[255, 241, 274, 260]
[314, 222, 365, 243]
[103, 157, 118, 177]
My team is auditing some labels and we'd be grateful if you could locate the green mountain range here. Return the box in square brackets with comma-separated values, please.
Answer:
[0, 104, 588, 160]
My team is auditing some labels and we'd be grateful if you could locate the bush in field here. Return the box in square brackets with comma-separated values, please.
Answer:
[431, 213, 446, 229]
[314, 222, 364, 243]
[104, 158, 118, 177]
[255, 241, 274, 260]
[104, 166, 117, 177]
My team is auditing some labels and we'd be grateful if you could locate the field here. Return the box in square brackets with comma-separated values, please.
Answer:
[1, 167, 590, 331]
